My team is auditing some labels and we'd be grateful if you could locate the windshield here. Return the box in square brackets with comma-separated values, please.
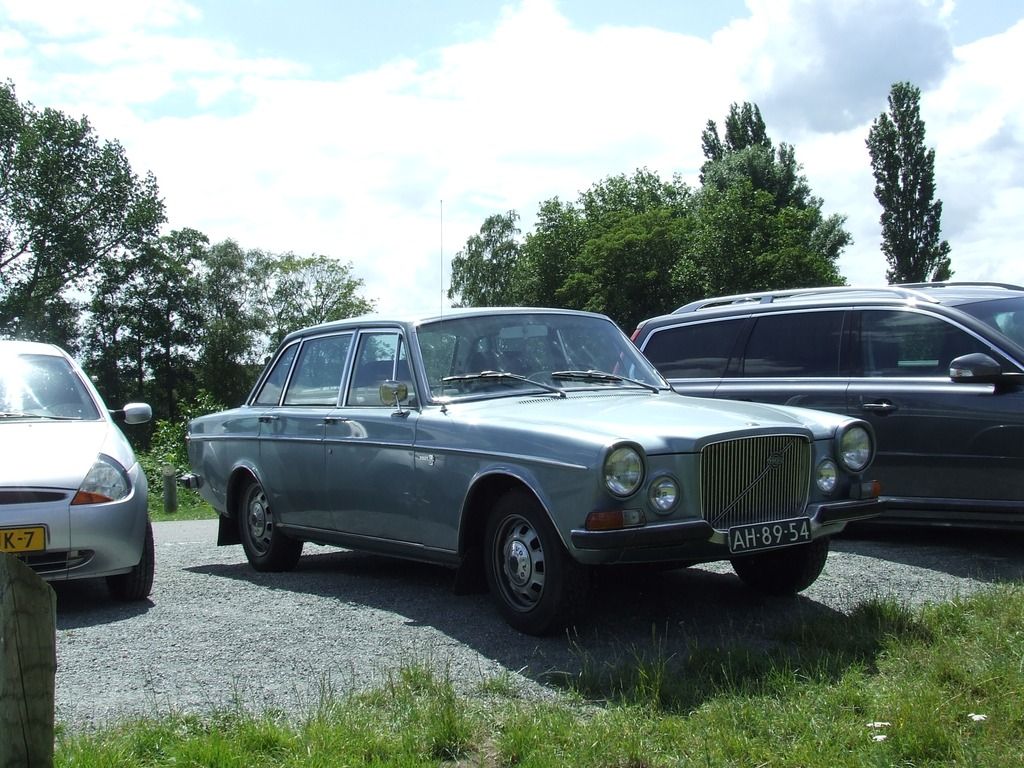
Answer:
[415, 312, 666, 401]
[0, 353, 101, 420]
[957, 297, 1024, 350]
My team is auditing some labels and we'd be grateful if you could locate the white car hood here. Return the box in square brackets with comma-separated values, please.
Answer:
[0, 420, 125, 490]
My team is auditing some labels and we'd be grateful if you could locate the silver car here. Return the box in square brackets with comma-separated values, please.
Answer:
[184, 308, 884, 634]
[0, 340, 154, 600]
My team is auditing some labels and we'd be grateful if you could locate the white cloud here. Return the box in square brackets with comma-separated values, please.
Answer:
[1, 0, 1021, 318]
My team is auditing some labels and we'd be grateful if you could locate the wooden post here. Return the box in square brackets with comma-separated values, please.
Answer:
[162, 463, 178, 514]
[0, 554, 56, 768]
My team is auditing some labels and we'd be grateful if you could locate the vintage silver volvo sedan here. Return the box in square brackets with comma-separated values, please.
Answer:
[184, 308, 884, 634]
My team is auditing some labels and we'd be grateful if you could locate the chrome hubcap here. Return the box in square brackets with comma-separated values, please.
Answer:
[496, 516, 545, 611]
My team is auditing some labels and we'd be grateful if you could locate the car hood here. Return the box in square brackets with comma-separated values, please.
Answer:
[0, 420, 132, 489]
[453, 390, 846, 453]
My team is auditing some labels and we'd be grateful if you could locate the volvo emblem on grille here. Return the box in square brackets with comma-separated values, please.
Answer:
[765, 451, 785, 469]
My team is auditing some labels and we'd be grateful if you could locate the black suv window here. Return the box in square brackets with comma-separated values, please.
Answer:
[859, 310, 990, 377]
[641, 319, 744, 378]
[741, 311, 844, 377]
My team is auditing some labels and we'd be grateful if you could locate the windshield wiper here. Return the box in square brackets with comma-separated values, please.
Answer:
[550, 370, 661, 393]
[0, 411, 77, 420]
[441, 370, 565, 397]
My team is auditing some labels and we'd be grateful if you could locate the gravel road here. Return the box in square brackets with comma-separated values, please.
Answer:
[53, 519, 1024, 731]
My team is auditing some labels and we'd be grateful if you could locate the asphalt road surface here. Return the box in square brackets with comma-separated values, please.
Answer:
[53, 519, 1024, 730]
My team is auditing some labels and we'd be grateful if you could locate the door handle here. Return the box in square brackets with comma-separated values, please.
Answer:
[861, 400, 897, 414]
[258, 415, 279, 423]
[323, 416, 351, 425]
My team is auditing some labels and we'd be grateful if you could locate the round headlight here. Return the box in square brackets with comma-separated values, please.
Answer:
[838, 425, 873, 472]
[604, 445, 644, 497]
[648, 476, 679, 513]
[816, 459, 838, 494]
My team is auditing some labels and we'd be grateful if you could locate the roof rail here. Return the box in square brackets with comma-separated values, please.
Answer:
[896, 281, 1024, 291]
[673, 285, 941, 314]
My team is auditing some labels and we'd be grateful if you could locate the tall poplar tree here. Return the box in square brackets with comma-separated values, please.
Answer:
[866, 82, 952, 283]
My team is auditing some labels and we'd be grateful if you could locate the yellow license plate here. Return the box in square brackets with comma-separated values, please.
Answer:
[0, 526, 46, 553]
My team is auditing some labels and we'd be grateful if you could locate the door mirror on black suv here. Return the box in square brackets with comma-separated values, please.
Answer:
[949, 353, 1024, 388]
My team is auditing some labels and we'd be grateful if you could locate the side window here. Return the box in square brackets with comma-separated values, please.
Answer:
[860, 310, 990, 377]
[347, 332, 417, 406]
[252, 344, 299, 406]
[282, 334, 352, 406]
[742, 311, 844, 377]
[641, 320, 744, 378]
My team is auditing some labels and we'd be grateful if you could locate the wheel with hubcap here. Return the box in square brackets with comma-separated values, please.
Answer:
[238, 478, 302, 572]
[730, 536, 830, 595]
[484, 488, 589, 635]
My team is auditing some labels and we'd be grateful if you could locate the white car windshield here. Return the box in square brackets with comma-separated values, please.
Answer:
[416, 312, 666, 401]
[0, 353, 100, 420]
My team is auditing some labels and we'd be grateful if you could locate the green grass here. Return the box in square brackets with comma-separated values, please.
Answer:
[147, 486, 217, 522]
[56, 584, 1024, 766]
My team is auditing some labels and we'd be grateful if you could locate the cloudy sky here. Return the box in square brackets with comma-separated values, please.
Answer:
[2, 0, 1022, 317]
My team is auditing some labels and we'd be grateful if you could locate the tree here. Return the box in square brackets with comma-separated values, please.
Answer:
[680, 103, 849, 304]
[0, 81, 165, 344]
[447, 211, 524, 307]
[81, 229, 204, 421]
[866, 82, 952, 283]
[195, 239, 267, 407]
[256, 252, 375, 349]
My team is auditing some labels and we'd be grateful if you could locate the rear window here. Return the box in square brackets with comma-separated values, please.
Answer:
[741, 311, 844, 377]
[641, 319, 744, 378]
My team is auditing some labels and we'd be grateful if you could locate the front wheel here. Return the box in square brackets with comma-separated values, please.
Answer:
[238, 479, 303, 572]
[731, 536, 830, 595]
[484, 489, 589, 635]
[107, 520, 155, 601]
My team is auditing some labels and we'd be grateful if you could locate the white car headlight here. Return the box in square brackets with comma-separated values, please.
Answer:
[838, 425, 873, 473]
[648, 475, 680, 513]
[604, 445, 644, 497]
[72, 455, 131, 505]
[816, 459, 838, 494]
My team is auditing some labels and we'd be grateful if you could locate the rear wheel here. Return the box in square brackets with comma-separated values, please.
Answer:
[238, 479, 302, 571]
[731, 536, 830, 595]
[484, 489, 589, 635]
[107, 520, 155, 601]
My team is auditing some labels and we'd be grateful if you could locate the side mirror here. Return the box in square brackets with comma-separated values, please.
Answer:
[116, 402, 153, 425]
[949, 353, 1002, 383]
[378, 380, 409, 407]
[949, 353, 1024, 389]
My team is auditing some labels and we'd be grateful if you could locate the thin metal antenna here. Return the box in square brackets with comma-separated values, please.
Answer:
[439, 199, 444, 320]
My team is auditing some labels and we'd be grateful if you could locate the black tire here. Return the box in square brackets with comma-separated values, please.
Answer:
[107, 520, 155, 601]
[238, 479, 303, 572]
[731, 536, 830, 595]
[484, 489, 589, 635]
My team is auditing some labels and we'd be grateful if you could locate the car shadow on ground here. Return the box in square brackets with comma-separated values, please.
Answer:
[186, 551, 872, 705]
[52, 579, 154, 629]
[836, 524, 1024, 582]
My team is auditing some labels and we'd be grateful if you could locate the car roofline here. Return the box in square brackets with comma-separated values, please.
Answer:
[671, 282, 1024, 315]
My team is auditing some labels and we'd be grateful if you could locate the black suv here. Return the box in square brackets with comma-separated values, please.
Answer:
[632, 283, 1024, 529]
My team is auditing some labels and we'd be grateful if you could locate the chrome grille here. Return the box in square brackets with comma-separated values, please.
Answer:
[701, 435, 811, 531]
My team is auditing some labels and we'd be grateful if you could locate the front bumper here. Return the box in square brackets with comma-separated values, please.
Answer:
[1, 469, 149, 581]
[569, 495, 887, 561]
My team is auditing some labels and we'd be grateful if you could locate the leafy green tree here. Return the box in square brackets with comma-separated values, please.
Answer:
[0, 81, 164, 346]
[256, 252, 375, 349]
[866, 81, 952, 283]
[195, 239, 267, 407]
[679, 102, 849, 304]
[559, 208, 690, 330]
[81, 229, 204, 421]
[447, 211, 524, 307]
[518, 198, 585, 307]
